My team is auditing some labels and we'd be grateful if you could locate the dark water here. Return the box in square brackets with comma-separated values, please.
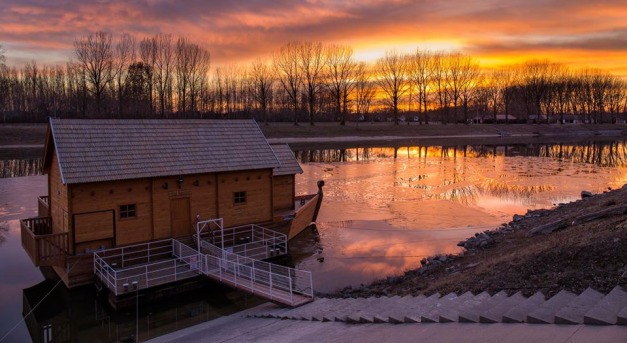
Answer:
[2, 140, 627, 341]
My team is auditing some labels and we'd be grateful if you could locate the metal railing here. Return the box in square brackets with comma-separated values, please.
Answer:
[93, 223, 313, 305]
[203, 224, 288, 260]
[93, 239, 200, 296]
[200, 240, 313, 304]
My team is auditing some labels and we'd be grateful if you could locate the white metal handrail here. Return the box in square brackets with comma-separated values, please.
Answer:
[94, 239, 200, 296]
[200, 240, 313, 302]
[94, 223, 313, 305]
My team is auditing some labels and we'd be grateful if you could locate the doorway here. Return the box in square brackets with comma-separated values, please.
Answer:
[170, 197, 191, 237]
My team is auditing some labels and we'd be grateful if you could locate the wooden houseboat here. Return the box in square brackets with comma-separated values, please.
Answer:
[21, 118, 322, 294]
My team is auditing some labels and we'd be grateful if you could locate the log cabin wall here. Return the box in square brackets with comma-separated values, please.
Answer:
[151, 173, 219, 239]
[217, 169, 273, 227]
[49, 152, 69, 236]
[70, 178, 152, 251]
[65, 169, 274, 251]
[273, 175, 295, 211]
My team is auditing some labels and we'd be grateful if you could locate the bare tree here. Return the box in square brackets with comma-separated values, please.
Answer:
[354, 62, 376, 120]
[407, 49, 434, 124]
[184, 40, 210, 113]
[298, 41, 325, 125]
[74, 31, 115, 116]
[376, 50, 408, 124]
[432, 52, 449, 123]
[141, 34, 174, 117]
[0, 43, 5, 68]
[457, 55, 481, 123]
[273, 42, 301, 125]
[493, 68, 518, 123]
[250, 59, 274, 125]
[325, 44, 356, 125]
[113, 33, 135, 117]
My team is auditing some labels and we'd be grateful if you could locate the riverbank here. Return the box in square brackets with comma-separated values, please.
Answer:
[2, 121, 627, 146]
[335, 185, 627, 299]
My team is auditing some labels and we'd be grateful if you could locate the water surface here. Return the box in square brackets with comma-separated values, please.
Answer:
[2, 140, 626, 341]
[293, 141, 627, 293]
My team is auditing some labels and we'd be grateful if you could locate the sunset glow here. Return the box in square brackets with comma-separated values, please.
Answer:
[1, 0, 626, 76]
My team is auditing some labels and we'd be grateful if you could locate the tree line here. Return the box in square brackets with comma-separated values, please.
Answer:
[0, 33, 625, 124]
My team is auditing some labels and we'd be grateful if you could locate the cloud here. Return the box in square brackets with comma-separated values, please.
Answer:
[0, 0, 625, 74]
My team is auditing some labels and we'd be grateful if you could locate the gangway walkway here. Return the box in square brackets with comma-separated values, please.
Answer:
[199, 239, 313, 307]
[94, 220, 314, 307]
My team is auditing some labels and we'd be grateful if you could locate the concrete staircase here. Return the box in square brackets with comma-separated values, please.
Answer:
[248, 286, 627, 325]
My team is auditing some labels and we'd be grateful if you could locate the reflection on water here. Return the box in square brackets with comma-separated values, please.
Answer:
[0, 159, 41, 178]
[21, 277, 263, 343]
[295, 141, 627, 167]
[294, 140, 627, 293]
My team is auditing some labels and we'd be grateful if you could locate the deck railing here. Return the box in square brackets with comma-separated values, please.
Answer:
[200, 240, 313, 304]
[93, 224, 313, 305]
[93, 239, 200, 296]
[205, 224, 288, 260]
[20, 217, 68, 267]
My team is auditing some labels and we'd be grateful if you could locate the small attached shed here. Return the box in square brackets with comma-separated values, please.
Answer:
[270, 143, 303, 212]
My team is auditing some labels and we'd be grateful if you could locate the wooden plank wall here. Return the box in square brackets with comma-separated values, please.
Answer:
[49, 152, 69, 236]
[151, 173, 219, 238]
[71, 178, 152, 246]
[288, 194, 319, 240]
[66, 169, 274, 250]
[217, 169, 273, 227]
[272, 175, 295, 211]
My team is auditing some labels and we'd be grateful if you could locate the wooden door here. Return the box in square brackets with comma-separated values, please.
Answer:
[170, 198, 191, 237]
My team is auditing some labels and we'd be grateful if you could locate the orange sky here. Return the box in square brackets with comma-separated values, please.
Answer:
[1, 0, 626, 76]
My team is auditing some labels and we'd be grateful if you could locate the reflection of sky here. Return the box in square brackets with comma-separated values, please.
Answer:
[296, 145, 627, 292]
[0, 175, 46, 342]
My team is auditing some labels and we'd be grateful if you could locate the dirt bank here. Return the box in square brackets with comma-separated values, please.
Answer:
[334, 186, 627, 299]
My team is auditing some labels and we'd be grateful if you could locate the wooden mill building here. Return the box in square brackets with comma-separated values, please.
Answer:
[21, 118, 312, 288]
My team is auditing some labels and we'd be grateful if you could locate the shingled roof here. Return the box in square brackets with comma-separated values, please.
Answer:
[271, 144, 303, 176]
[47, 118, 281, 184]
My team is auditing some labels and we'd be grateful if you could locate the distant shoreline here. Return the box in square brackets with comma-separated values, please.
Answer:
[1, 121, 626, 152]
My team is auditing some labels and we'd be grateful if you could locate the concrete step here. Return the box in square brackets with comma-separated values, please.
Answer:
[357, 296, 403, 323]
[332, 297, 381, 322]
[479, 292, 526, 323]
[388, 295, 426, 323]
[287, 297, 335, 320]
[502, 292, 546, 323]
[345, 297, 393, 323]
[584, 286, 627, 325]
[404, 293, 442, 323]
[438, 291, 491, 323]
[459, 291, 509, 323]
[421, 292, 474, 323]
[324, 298, 369, 322]
[617, 305, 627, 325]
[527, 290, 578, 324]
[312, 298, 361, 322]
[243, 302, 281, 318]
[372, 296, 417, 323]
[554, 288, 605, 325]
